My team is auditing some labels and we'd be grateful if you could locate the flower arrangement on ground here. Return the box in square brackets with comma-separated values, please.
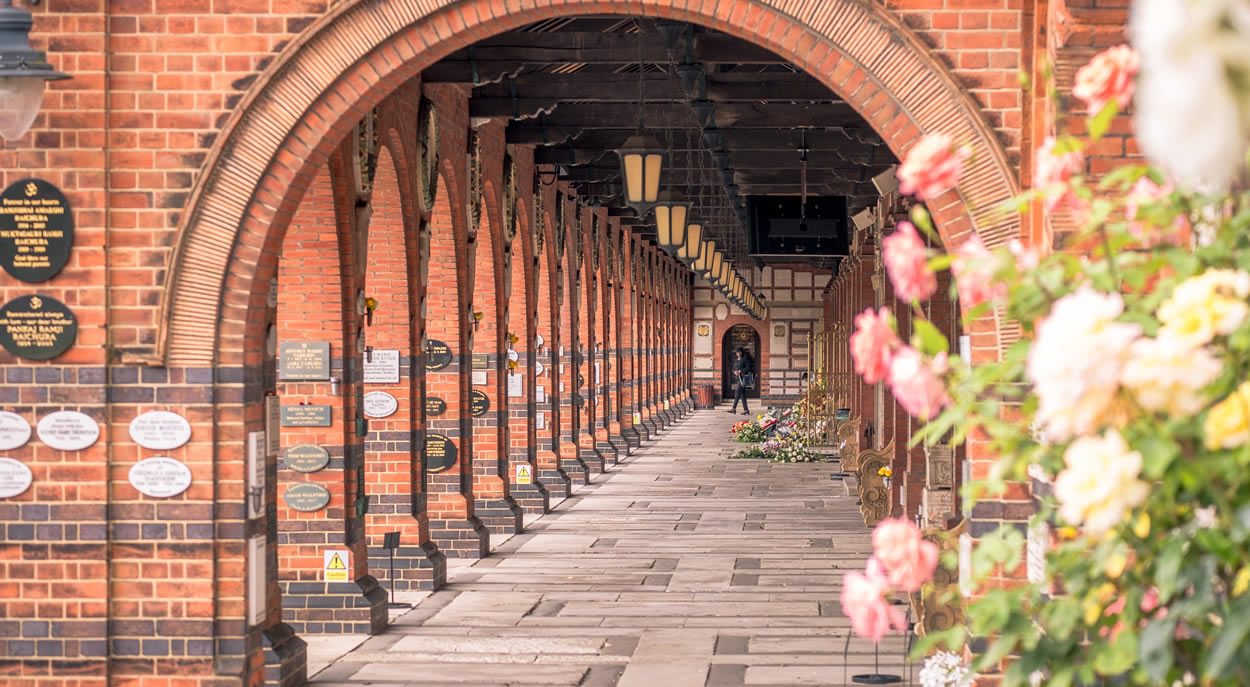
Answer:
[732, 419, 766, 443]
[839, 11, 1250, 685]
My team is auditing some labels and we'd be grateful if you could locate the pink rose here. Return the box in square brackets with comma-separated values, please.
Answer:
[1072, 45, 1139, 117]
[889, 347, 951, 420]
[1034, 137, 1084, 212]
[897, 134, 971, 201]
[883, 221, 937, 302]
[840, 558, 907, 642]
[1007, 239, 1040, 270]
[850, 307, 900, 384]
[872, 518, 940, 592]
[951, 234, 1006, 309]
[1125, 177, 1187, 247]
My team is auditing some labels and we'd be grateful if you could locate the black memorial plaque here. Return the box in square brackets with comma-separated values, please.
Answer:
[470, 389, 490, 417]
[425, 340, 452, 370]
[282, 482, 332, 512]
[0, 295, 77, 361]
[0, 178, 73, 283]
[424, 433, 457, 473]
[283, 444, 330, 473]
[425, 396, 447, 416]
[278, 341, 331, 381]
[280, 405, 332, 427]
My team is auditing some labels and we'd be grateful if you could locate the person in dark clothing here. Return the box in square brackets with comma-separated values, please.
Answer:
[729, 348, 755, 415]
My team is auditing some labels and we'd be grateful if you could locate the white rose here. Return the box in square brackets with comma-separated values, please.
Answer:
[1054, 430, 1150, 535]
[1121, 335, 1223, 416]
[1027, 287, 1142, 442]
[1132, 0, 1250, 191]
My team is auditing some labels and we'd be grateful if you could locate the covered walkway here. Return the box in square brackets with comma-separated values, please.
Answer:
[310, 409, 907, 687]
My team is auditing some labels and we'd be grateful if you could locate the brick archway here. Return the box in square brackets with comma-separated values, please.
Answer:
[159, 0, 1019, 367]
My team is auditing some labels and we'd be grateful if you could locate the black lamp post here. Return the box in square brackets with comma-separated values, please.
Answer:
[0, 0, 69, 141]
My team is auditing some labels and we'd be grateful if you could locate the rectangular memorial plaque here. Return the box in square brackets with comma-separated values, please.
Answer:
[265, 396, 280, 457]
[471, 354, 490, 369]
[280, 405, 332, 427]
[363, 349, 400, 384]
[536, 412, 545, 430]
[536, 386, 546, 403]
[507, 373, 523, 398]
[279, 341, 331, 381]
[472, 371, 487, 386]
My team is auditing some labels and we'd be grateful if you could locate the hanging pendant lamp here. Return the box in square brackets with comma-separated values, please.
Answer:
[654, 190, 691, 256]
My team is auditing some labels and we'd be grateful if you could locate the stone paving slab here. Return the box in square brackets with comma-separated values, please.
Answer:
[313, 406, 909, 686]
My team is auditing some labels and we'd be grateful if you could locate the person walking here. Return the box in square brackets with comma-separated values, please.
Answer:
[728, 347, 755, 415]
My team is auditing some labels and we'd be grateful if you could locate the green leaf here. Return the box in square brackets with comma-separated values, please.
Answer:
[1205, 594, 1250, 677]
[1139, 616, 1178, 683]
[1093, 628, 1138, 676]
[928, 254, 955, 272]
[911, 319, 950, 356]
[1138, 436, 1180, 479]
[1155, 538, 1184, 601]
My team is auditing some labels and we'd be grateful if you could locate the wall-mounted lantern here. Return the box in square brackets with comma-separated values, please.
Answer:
[0, 0, 70, 141]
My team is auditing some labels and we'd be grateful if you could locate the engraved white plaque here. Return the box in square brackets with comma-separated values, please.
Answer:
[128, 457, 193, 498]
[128, 411, 192, 451]
[0, 457, 33, 498]
[36, 411, 100, 451]
[0, 411, 31, 451]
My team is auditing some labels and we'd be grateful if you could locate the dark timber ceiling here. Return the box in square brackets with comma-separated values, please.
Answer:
[429, 16, 896, 267]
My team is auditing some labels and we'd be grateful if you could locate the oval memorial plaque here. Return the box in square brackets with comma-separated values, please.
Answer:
[36, 410, 100, 451]
[0, 294, 77, 360]
[0, 457, 32, 498]
[363, 391, 398, 419]
[0, 411, 31, 451]
[283, 482, 332, 512]
[425, 339, 452, 370]
[283, 444, 330, 473]
[424, 433, 457, 473]
[128, 457, 193, 498]
[470, 389, 490, 417]
[128, 410, 192, 451]
[0, 178, 74, 283]
[425, 396, 447, 416]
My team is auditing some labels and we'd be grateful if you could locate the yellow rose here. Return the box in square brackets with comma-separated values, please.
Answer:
[1158, 269, 1250, 348]
[1104, 552, 1128, 579]
[1204, 381, 1250, 450]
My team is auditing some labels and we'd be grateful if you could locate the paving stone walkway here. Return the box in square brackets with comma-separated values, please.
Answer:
[312, 407, 910, 686]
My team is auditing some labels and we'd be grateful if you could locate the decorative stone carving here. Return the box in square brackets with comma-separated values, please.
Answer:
[856, 440, 894, 527]
[837, 416, 861, 472]
[911, 519, 968, 648]
[925, 443, 955, 489]
[923, 488, 955, 527]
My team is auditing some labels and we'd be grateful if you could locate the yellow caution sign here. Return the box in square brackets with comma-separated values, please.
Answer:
[514, 463, 533, 485]
[324, 549, 350, 582]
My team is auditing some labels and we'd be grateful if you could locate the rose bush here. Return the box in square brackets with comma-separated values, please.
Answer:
[839, 26, 1250, 686]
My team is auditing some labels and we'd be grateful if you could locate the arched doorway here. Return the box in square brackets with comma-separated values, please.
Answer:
[722, 325, 761, 400]
[145, 3, 1022, 683]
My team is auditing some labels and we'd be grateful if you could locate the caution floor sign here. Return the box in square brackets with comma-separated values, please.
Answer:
[324, 549, 349, 582]
[514, 463, 533, 485]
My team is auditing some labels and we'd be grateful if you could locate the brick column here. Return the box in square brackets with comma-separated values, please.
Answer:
[574, 204, 605, 473]
[276, 163, 386, 635]
[422, 98, 488, 557]
[362, 146, 443, 591]
[531, 176, 569, 500]
[555, 192, 590, 485]
[469, 123, 522, 537]
[619, 232, 644, 448]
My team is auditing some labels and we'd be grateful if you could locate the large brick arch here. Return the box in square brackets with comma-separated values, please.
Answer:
[159, 0, 1018, 367]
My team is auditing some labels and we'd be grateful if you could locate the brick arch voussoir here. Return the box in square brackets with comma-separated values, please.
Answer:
[161, 0, 1020, 366]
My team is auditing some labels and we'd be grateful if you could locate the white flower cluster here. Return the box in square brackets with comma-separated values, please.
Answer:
[1132, 0, 1250, 190]
[918, 651, 976, 687]
[1027, 270, 1250, 533]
